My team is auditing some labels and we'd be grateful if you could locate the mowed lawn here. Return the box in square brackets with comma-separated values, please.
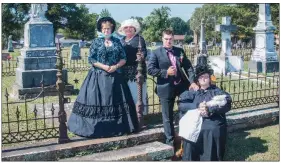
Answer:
[225, 124, 279, 161]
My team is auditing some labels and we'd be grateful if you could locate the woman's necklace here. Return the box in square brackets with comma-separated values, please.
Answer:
[125, 35, 136, 44]
[104, 39, 112, 47]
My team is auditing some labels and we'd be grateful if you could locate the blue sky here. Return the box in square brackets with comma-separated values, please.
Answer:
[85, 4, 203, 23]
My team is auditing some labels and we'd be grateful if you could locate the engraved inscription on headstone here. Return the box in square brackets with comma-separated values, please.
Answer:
[30, 24, 54, 48]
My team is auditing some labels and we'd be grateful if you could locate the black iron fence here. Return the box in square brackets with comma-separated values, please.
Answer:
[145, 70, 279, 114]
[214, 70, 279, 109]
[183, 46, 253, 64]
[2, 47, 256, 77]
[2, 45, 70, 145]
[2, 79, 59, 144]
[1, 46, 279, 145]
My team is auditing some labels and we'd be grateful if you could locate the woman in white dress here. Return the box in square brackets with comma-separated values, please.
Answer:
[118, 19, 148, 118]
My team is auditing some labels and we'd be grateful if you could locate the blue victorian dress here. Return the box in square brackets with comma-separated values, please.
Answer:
[68, 37, 139, 138]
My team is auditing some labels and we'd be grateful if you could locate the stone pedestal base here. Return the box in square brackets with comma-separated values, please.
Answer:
[209, 55, 244, 75]
[12, 83, 74, 100]
[17, 56, 57, 70]
[248, 60, 279, 73]
[16, 68, 68, 88]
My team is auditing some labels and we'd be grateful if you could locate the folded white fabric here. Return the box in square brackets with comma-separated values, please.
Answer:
[179, 94, 227, 143]
[179, 109, 203, 143]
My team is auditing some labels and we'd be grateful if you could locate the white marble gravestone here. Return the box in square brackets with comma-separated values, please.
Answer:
[209, 16, 243, 75]
[249, 3, 279, 73]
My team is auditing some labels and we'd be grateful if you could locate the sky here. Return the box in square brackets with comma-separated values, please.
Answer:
[85, 4, 203, 23]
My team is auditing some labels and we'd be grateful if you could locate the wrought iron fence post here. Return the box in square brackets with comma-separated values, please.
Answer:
[135, 36, 144, 130]
[56, 39, 70, 144]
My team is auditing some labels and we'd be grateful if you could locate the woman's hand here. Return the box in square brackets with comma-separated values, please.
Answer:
[107, 65, 117, 73]
[103, 65, 110, 71]
[198, 101, 208, 117]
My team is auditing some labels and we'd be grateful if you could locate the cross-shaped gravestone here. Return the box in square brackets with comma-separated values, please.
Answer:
[209, 16, 243, 75]
[215, 17, 237, 56]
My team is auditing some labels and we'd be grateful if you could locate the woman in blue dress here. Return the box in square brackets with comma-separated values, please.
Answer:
[68, 17, 139, 138]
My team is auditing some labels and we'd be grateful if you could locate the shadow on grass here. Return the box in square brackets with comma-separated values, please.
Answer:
[224, 131, 268, 161]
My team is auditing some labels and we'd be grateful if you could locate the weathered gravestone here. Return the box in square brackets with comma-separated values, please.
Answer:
[193, 19, 208, 66]
[249, 3, 279, 73]
[13, 3, 73, 99]
[208, 16, 243, 75]
[8, 35, 14, 52]
[70, 44, 81, 60]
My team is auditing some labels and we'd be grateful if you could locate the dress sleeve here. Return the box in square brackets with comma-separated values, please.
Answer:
[177, 91, 198, 113]
[208, 88, 232, 114]
[88, 39, 98, 65]
[140, 36, 147, 59]
[116, 39, 127, 61]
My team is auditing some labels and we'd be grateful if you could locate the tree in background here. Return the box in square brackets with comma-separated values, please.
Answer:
[99, 8, 111, 18]
[2, 3, 100, 46]
[189, 4, 279, 44]
[169, 17, 188, 35]
[142, 6, 171, 42]
[2, 3, 30, 49]
[184, 34, 193, 44]
[61, 4, 98, 40]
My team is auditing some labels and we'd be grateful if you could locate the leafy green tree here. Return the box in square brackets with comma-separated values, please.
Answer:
[170, 17, 188, 35]
[99, 8, 111, 18]
[1, 3, 30, 49]
[270, 3, 279, 34]
[184, 34, 193, 44]
[62, 4, 98, 40]
[142, 6, 171, 42]
[189, 4, 279, 44]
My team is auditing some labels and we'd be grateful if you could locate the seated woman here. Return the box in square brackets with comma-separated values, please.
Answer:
[67, 17, 139, 138]
[177, 64, 232, 161]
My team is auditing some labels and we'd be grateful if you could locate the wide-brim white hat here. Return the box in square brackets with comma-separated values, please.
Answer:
[118, 19, 141, 36]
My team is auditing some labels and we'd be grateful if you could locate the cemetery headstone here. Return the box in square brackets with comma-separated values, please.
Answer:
[70, 44, 81, 60]
[208, 16, 243, 74]
[249, 3, 279, 73]
[193, 19, 208, 66]
[13, 3, 73, 99]
[8, 35, 14, 52]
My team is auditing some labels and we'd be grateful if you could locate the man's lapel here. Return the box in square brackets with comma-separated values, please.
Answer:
[160, 46, 172, 65]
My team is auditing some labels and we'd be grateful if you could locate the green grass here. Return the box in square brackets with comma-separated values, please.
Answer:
[225, 124, 279, 161]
